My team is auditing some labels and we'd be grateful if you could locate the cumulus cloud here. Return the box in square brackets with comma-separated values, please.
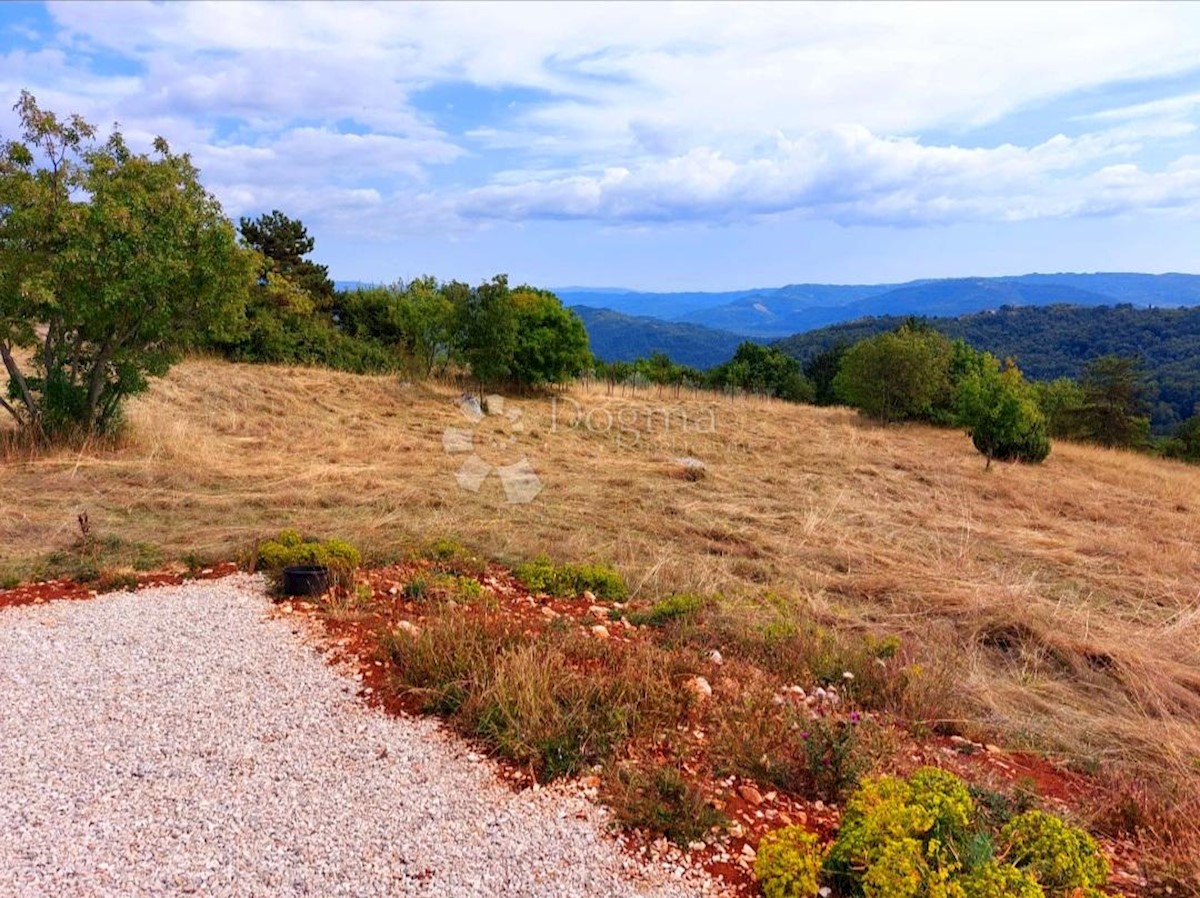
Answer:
[2, 1, 1198, 237]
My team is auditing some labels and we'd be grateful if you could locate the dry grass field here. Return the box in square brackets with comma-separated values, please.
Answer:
[3, 357, 1200, 874]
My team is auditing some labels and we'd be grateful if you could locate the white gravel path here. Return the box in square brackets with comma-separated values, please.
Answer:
[0, 576, 708, 898]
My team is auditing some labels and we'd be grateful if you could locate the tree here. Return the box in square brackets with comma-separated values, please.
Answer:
[1161, 412, 1200, 463]
[238, 210, 334, 305]
[452, 275, 518, 389]
[833, 325, 953, 423]
[1030, 377, 1086, 439]
[510, 287, 591, 387]
[1074, 355, 1152, 448]
[0, 92, 253, 437]
[709, 342, 815, 402]
[804, 343, 849, 405]
[956, 356, 1050, 466]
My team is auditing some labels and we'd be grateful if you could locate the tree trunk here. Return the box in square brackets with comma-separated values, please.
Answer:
[0, 341, 38, 426]
[84, 339, 117, 430]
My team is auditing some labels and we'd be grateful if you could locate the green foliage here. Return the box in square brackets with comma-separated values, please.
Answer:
[754, 826, 825, 898]
[955, 356, 1050, 464]
[1160, 412, 1200, 462]
[779, 303, 1200, 433]
[513, 555, 627, 600]
[799, 714, 876, 802]
[814, 769, 1107, 898]
[833, 325, 954, 423]
[606, 762, 726, 844]
[804, 343, 850, 406]
[511, 286, 592, 387]
[337, 277, 455, 377]
[238, 209, 334, 304]
[708, 341, 816, 402]
[0, 92, 254, 437]
[824, 767, 977, 895]
[256, 530, 361, 587]
[453, 274, 520, 387]
[960, 861, 1045, 898]
[1030, 377, 1086, 439]
[628, 593, 709, 628]
[1075, 355, 1153, 448]
[999, 810, 1109, 897]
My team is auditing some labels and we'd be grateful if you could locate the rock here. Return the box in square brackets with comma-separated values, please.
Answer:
[396, 620, 421, 637]
[582, 590, 597, 603]
[740, 843, 756, 858]
[590, 625, 610, 640]
[708, 649, 723, 665]
[684, 676, 713, 700]
[540, 606, 559, 619]
[738, 784, 764, 806]
[588, 605, 609, 618]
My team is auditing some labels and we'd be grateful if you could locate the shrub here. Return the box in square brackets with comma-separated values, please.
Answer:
[999, 810, 1109, 897]
[628, 593, 709, 628]
[754, 826, 825, 898]
[956, 356, 1050, 465]
[606, 762, 726, 844]
[256, 529, 361, 588]
[513, 555, 627, 600]
[818, 769, 1108, 898]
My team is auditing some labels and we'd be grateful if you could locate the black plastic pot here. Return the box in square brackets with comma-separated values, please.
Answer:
[281, 564, 331, 597]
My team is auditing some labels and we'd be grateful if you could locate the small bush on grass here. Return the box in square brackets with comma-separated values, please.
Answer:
[420, 536, 487, 576]
[514, 555, 627, 600]
[810, 767, 1108, 898]
[628, 593, 709, 628]
[605, 761, 726, 844]
[256, 529, 361, 589]
[754, 826, 825, 898]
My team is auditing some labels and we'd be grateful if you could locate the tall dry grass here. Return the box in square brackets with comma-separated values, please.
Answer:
[3, 357, 1200, 858]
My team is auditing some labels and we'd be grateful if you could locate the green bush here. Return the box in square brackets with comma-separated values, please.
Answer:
[628, 593, 708, 628]
[818, 768, 1108, 898]
[1000, 810, 1109, 897]
[754, 826, 824, 898]
[513, 555, 627, 600]
[256, 530, 361, 588]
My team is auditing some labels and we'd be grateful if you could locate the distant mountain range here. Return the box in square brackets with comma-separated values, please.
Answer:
[571, 306, 756, 369]
[557, 272, 1200, 339]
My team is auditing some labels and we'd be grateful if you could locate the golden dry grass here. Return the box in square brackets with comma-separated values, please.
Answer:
[3, 357, 1200, 838]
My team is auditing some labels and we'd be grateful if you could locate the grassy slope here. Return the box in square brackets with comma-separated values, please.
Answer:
[3, 358, 1200, 830]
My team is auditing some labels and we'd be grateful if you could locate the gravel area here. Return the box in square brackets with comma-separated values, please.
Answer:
[0, 576, 707, 897]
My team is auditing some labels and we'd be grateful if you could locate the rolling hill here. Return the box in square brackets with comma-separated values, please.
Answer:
[775, 303, 1200, 428]
[558, 272, 1200, 339]
[571, 306, 756, 368]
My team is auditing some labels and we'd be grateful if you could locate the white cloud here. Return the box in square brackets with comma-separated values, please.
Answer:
[1, 0, 1197, 238]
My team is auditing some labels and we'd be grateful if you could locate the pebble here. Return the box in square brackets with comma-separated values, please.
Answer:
[0, 576, 708, 898]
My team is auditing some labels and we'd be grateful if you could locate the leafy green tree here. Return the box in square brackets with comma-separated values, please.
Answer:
[337, 276, 455, 377]
[1075, 355, 1152, 448]
[453, 275, 518, 388]
[804, 342, 849, 405]
[510, 287, 591, 387]
[238, 209, 334, 305]
[1030, 377, 1086, 439]
[833, 325, 953, 422]
[1160, 412, 1200, 463]
[710, 342, 815, 402]
[0, 91, 253, 437]
[955, 356, 1050, 466]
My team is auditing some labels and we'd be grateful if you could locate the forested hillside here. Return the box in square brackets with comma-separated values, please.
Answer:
[776, 304, 1200, 427]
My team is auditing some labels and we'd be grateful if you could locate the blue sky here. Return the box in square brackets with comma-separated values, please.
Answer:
[4, 1, 1200, 290]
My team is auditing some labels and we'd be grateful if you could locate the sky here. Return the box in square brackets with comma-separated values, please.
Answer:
[3, 1, 1200, 291]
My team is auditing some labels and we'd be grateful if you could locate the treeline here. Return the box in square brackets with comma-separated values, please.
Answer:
[592, 342, 815, 402]
[776, 304, 1200, 431]
[799, 321, 1200, 464]
[209, 212, 591, 389]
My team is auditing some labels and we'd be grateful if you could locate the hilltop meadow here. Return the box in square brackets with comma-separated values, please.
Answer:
[3, 357, 1199, 889]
